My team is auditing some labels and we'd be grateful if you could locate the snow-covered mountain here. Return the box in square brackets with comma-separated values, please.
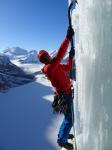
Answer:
[19, 50, 39, 63]
[0, 55, 35, 92]
[2, 47, 40, 63]
[3, 47, 28, 59]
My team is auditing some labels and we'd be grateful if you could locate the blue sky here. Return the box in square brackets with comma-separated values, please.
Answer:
[0, 0, 69, 52]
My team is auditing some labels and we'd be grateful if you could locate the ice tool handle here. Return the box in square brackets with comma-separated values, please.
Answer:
[68, 0, 78, 50]
[68, 0, 78, 26]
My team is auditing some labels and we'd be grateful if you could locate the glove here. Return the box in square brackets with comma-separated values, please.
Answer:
[67, 26, 74, 41]
[69, 48, 75, 59]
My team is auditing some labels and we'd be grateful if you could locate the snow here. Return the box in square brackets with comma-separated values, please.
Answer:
[0, 61, 68, 150]
[18, 50, 39, 64]
[0, 59, 76, 150]
[0, 63, 61, 150]
[11, 60, 42, 73]
[2, 47, 39, 63]
[3, 47, 27, 59]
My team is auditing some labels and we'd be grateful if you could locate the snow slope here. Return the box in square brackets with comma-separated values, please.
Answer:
[0, 62, 65, 150]
[71, 0, 112, 149]
[0, 68, 59, 150]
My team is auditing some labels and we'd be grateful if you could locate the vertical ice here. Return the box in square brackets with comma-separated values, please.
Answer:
[70, 0, 112, 149]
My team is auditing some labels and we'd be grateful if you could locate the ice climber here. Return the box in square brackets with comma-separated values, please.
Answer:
[37, 26, 75, 150]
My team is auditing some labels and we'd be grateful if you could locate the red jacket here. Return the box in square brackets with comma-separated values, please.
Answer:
[42, 37, 73, 95]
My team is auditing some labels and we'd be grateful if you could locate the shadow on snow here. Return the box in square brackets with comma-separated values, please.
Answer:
[0, 81, 58, 150]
